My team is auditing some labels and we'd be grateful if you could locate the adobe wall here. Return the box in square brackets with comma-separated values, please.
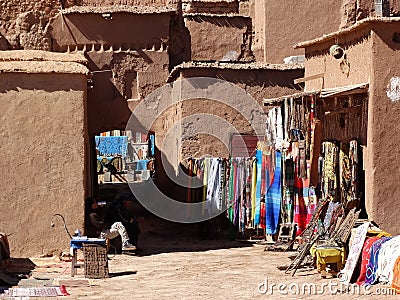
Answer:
[302, 22, 400, 234]
[50, 12, 171, 136]
[177, 67, 304, 160]
[366, 23, 400, 235]
[261, 0, 342, 64]
[304, 28, 373, 91]
[340, 0, 400, 28]
[184, 15, 253, 61]
[0, 0, 174, 50]
[0, 59, 88, 257]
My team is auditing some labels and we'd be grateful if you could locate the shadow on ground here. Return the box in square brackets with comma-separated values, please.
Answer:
[0, 258, 36, 288]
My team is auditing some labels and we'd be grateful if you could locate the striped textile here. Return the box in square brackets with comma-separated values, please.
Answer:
[376, 235, 400, 284]
[294, 176, 308, 235]
[356, 237, 380, 285]
[254, 150, 262, 225]
[365, 237, 392, 285]
[228, 159, 236, 223]
[282, 154, 295, 224]
[259, 202, 266, 229]
[245, 158, 253, 227]
[265, 151, 282, 235]
[251, 158, 257, 226]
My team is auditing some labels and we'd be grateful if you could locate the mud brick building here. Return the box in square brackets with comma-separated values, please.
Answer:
[1, 0, 400, 256]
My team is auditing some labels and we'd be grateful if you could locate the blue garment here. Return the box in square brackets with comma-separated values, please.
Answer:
[95, 136, 128, 157]
[365, 236, 392, 285]
[149, 135, 155, 156]
[254, 150, 262, 225]
[136, 160, 149, 170]
[265, 151, 282, 234]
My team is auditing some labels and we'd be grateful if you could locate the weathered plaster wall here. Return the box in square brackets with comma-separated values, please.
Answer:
[252, 0, 265, 62]
[0, 71, 88, 257]
[263, 0, 342, 64]
[184, 15, 253, 61]
[50, 12, 170, 52]
[86, 50, 170, 136]
[304, 28, 373, 91]
[0, 0, 174, 50]
[50, 12, 171, 136]
[177, 67, 304, 160]
[340, 0, 400, 28]
[366, 23, 400, 235]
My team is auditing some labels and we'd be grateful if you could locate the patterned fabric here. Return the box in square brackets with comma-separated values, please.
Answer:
[251, 158, 257, 226]
[349, 140, 358, 203]
[323, 201, 340, 231]
[309, 119, 322, 187]
[306, 186, 318, 225]
[282, 151, 294, 224]
[245, 158, 253, 227]
[95, 136, 128, 157]
[376, 235, 400, 284]
[259, 202, 266, 229]
[365, 237, 392, 285]
[322, 142, 338, 200]
[202, 158, 210, 216]
[356, 237, 380, 285]
[293, 142, 308, 235]
[339, 142, 352, 205]
[265, 151, 282, 234]
[206, 158, 221, 215]
[254, 150, 262, 225]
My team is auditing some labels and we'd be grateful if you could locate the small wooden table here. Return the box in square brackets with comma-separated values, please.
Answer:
[69, 238, 106, 277]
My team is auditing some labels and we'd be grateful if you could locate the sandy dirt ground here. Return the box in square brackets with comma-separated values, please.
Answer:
[4, 215, 399, 300]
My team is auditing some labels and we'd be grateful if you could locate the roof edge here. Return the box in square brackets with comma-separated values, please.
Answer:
[62, 5, 176, 15]
[294, 17, 400, 49]
[168, 61, 304, 82]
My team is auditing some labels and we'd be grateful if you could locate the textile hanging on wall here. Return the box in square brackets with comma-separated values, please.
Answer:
[281, 149, 294, 224]
[322, 141, 339, 200]
[266, 106, 284, 148]
[293, 152, 308, 234]
[254, 150, 263, 225]
[309, 119, 322, 187]
[348, 140, 359, 208]
[206, 158, 221, 216]
[95, 136, 128, 157]
[251, 158, 257, 225]
[245, 159, 253, 228]
[265, 151, 282, 235]
[202, 158, 210, 215]
[339, 142, 352, 205]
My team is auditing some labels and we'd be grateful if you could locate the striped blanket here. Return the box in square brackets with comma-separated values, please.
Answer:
[265, 151, 282, 234]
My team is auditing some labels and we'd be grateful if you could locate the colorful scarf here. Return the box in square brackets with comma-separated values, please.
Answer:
[265, 151, 282, 234]
[356, 237, 380, 285]
[365, 237, 392, 285]
[254, 150, 262, 225]
[376, 235, 400, 284]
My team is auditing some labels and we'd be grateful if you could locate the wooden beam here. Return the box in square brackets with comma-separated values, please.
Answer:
[294, 73, 324, 84]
